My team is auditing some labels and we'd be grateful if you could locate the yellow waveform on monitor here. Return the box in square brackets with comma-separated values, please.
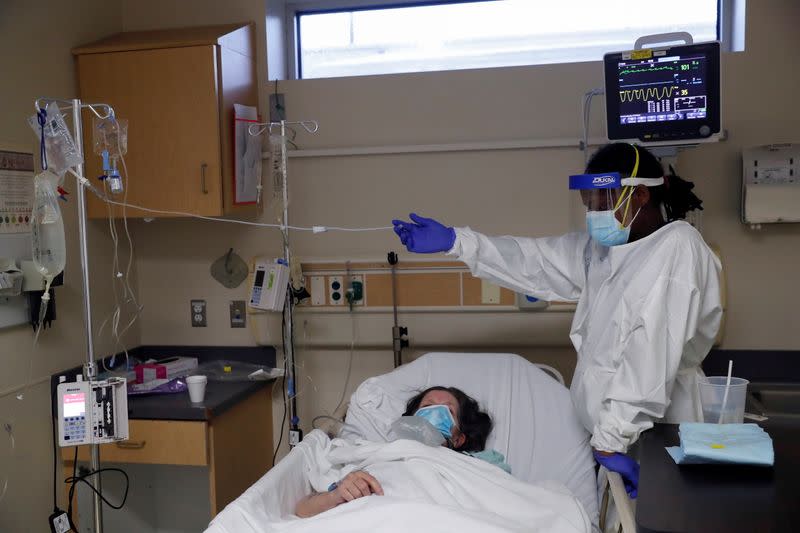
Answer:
[619, 86, 676, 103]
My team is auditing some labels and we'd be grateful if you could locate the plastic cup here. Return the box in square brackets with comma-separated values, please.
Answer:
[186, 375, 208, 403]
[699, 376, 749, 423]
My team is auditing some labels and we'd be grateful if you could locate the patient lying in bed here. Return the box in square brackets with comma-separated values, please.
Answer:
[296, 386, 493, 518]
[285, 385, 590, 532]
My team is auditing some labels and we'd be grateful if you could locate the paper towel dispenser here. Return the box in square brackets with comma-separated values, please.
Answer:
[741, 144, 800, 228]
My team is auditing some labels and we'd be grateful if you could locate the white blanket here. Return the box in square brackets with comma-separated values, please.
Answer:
[269, 435, 591, 533]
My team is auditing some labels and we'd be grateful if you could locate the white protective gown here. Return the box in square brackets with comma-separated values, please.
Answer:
[449, 221, 723, 453]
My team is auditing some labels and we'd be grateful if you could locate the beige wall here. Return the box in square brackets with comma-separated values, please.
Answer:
[0, 0, 130, 531]
[124, 0, 799, 470]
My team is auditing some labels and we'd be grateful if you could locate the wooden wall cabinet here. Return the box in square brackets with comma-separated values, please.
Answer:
[73, 23, 260, 218]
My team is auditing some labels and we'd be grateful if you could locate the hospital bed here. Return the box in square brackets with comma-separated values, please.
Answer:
[204, 352, 634, 533]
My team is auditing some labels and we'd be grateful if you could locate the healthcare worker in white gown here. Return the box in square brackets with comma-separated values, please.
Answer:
[391, 143, 723, 498]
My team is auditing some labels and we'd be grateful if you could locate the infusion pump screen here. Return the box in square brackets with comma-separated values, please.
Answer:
[617, 55, 708, 125]
[63, 392, 86, 417]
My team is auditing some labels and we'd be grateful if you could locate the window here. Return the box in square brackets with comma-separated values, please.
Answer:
[289, 0, 723, 80]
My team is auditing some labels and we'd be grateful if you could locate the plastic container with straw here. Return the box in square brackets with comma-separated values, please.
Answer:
[699, 360, 749, 424]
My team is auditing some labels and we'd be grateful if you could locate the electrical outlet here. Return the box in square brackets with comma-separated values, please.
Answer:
[191, 300, 207, 327]
[328, 276, 344, 306]
[229, 300, 246, 328]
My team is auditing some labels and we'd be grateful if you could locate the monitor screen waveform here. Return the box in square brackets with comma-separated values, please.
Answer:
[617, 55, 708, 126]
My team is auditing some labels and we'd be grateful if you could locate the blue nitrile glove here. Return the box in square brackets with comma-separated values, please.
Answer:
[391, 213, 456, 254]
[593, 450, 640, 498]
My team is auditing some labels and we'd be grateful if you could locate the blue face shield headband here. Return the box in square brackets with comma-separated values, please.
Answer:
[414, 404, 456, 439]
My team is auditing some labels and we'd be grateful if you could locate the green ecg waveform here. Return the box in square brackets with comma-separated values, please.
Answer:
[618, 65, 675, 76]
[619, 86, 676, 103]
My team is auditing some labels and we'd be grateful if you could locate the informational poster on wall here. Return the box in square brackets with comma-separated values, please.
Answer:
[0, 150, 34, 234]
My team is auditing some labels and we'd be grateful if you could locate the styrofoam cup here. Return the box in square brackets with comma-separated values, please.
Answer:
[186, 375, 208, 403]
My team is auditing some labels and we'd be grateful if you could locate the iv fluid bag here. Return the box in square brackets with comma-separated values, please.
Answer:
[28, 102, 82, 176]
[31, 171, 66, 281]
[93, 116, 128, 158]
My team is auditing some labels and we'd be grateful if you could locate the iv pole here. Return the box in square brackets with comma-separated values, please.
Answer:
[249, 119, 318, 444]
[73, 98, 102, 533]
[36, 97, 114, 533]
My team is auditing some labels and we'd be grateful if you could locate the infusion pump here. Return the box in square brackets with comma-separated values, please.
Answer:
[249, 260, 290, 312]
[57, 376, 129, 447]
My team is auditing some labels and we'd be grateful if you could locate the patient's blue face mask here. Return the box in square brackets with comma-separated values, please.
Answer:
[414, 405, 456, 438]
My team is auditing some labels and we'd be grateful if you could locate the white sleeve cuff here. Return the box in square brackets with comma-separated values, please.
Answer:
[447, 227, 474, 258]
[589, 430, 627, 454]
[590, 414, 652, 454]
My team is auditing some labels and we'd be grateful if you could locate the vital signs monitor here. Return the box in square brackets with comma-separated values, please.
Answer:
[604, 40, 720, 144]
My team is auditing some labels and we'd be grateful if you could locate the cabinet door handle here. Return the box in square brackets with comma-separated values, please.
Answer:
[200, 163, 209, 194]
[116, 440, 146, 450]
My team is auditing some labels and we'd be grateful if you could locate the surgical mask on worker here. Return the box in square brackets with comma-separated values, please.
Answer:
[585, 189, 640, 247]
[414, 405, 456, 438]
[586, 209, 635, 247]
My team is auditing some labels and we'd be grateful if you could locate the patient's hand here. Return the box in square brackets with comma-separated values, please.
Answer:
[295, 471, 384, 518]
[334, 471, 384, 503]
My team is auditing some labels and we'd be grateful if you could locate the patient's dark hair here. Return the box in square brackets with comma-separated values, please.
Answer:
[403, 386, 493, 453]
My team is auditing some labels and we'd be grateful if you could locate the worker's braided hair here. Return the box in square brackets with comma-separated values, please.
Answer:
[585, 143, 704, 221]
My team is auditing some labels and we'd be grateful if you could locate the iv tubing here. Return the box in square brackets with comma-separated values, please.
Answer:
[86, 192, 391, 233]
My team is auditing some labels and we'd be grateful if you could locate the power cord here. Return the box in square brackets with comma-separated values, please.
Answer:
[66, 465, 130, 513]
[272, 312, 289, 467]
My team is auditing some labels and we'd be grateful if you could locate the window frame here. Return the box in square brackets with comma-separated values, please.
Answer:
[281, 0, 744, 80]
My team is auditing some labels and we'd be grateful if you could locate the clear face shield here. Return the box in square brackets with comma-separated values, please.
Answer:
[569, 172, 664, 246]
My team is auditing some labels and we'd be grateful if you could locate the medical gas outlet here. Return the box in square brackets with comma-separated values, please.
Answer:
[327, 275, 364, 307]
[346, 275, 364, 307]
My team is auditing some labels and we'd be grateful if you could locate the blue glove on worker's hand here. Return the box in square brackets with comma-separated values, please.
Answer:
[392, 213, 456, 254]
[593, 450, 640, 498]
